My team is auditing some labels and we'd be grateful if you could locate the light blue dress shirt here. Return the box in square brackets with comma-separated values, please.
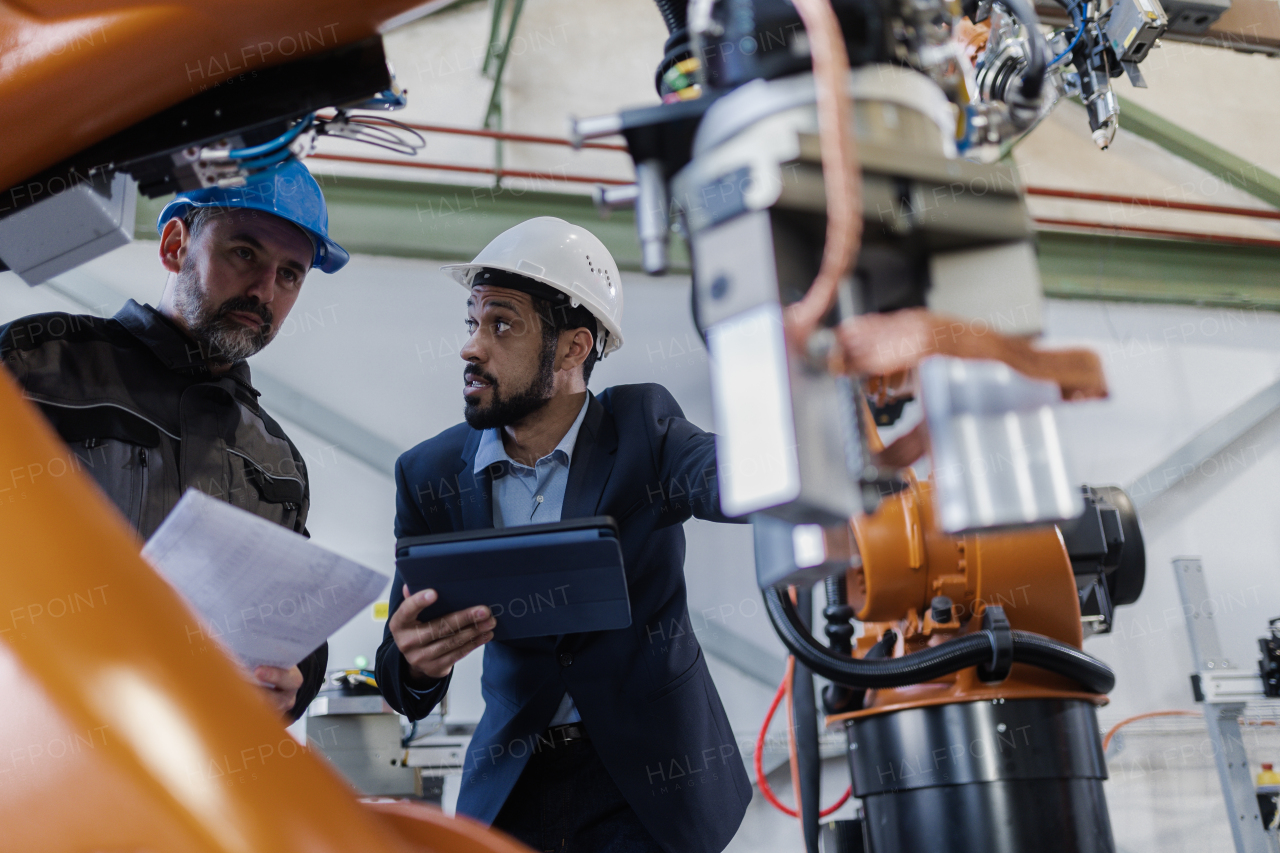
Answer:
[472, 394, 591, 725]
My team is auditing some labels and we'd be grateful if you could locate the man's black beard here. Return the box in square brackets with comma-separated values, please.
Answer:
[172, 255, 274, 365]
[463, 334, 557, 430]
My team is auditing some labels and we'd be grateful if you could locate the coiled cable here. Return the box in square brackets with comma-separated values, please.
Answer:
[764, 585, 1115, 694]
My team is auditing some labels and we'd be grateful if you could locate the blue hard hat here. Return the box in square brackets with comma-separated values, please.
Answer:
[155, 159, 349, 273]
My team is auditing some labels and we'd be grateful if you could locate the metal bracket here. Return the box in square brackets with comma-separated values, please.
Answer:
[1174, 557, 1280, 853]
[1197, 670, 1268, 704]
[1121, 60, 1148, 88]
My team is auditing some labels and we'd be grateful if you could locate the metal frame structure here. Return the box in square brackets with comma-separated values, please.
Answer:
[1128, 380, 1280, 510]
[114, 169, 1280, 305]
[1036, 230, 1280, 309]
[295, 105, 1280, 303]
[1173, 557, 1280, 853]
[1115, 98, 1280, 211]
[480, 0, 529, 180]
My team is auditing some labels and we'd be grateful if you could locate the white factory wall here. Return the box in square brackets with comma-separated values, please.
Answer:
[5, 240, 1280, 851]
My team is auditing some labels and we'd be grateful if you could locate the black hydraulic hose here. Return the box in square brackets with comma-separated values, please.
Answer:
[651, 0, 692, 95]
[821, 575, 860, 714]
[791, 587, 821, 853]
[823, 575, 854, 655]
[767, 585, 1003, 687]
[997, 0, 1049, 101]
[764, 586, 1116, 694]
[1010, 629, 1116, 693]
[827, 629, 897, 714]
[653, 0, 688, 34]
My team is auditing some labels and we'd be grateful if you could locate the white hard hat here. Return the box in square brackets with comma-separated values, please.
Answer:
[441, 216, 624, 356]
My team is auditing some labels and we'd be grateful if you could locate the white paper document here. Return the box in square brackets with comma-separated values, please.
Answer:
[142, 489, 388, 671]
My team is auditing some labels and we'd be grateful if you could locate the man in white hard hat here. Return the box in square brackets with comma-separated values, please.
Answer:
[376, 217, 751, 853]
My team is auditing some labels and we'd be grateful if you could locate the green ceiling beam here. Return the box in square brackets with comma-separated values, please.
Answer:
[1117, 96, 1280, 211]
[1037, 230, 1280, 310]
[133, 175, 690, 273]
[481, 0, 527, 132]
[135, 175, 1280, 309]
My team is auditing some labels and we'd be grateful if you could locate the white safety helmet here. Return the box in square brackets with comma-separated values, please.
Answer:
[441, 216, 624, 357]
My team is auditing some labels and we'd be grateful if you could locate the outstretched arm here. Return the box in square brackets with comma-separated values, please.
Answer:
[644, 385, 743, 525]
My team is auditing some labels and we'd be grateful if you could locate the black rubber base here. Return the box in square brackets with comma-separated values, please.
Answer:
[848, 699, 1115, 853]
[862, 777, 1114, 853]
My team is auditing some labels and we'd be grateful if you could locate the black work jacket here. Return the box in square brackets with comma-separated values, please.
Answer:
[0, 299, 326, 720]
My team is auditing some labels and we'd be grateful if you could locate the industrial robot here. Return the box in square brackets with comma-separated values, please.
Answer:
[0, 0, 1266, 850]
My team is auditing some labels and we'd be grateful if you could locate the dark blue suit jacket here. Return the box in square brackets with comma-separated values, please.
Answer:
[376, 384, 752, 853]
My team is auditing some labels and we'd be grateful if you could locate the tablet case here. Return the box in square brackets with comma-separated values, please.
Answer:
[394, 516, 630, 640]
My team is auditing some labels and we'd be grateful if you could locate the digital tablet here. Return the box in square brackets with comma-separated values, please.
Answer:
[394, 516, 630, 640]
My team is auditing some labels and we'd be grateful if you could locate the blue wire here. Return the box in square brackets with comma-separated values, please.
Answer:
[227, 113, 314, 159]
[1049, 4, 1088, 67]
[234, 148, 295, 171]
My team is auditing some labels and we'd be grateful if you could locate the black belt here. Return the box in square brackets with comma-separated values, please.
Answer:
[546, 722, 589, 744]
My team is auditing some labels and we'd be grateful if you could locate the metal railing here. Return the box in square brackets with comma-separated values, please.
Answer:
[311, 122, 1280, 248]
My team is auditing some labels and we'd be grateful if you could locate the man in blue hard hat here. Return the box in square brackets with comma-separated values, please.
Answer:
[0, 160, 348, 722]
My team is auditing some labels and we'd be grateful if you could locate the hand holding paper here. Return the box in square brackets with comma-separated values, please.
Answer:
[142, 489, 389, 673]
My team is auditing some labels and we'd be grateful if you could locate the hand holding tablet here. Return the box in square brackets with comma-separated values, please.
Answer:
[387, 585, 497, 682]
[394, 517, 630, 642]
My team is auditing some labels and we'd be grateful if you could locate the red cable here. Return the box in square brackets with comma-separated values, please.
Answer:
[308, 152, 632, 185]
[755, 655, 853, 818]
[784, 656, 802, 814]
[1024, 186, 1280, 221]
[1033, 217, 1280, 249]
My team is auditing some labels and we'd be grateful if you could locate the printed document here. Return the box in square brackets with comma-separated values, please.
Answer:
[142, 489, 388, 670]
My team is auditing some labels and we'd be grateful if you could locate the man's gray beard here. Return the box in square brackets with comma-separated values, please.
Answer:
[172, 258, 271, 364]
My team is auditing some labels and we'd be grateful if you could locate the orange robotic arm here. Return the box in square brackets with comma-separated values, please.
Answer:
[0, 3, 536, 848]
[0, 0, 422, 193]
[0, 355, 532, 852]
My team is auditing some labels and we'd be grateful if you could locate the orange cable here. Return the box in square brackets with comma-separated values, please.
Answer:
[1102, 710, 1200, 752]
[785, 0, 863, 343]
